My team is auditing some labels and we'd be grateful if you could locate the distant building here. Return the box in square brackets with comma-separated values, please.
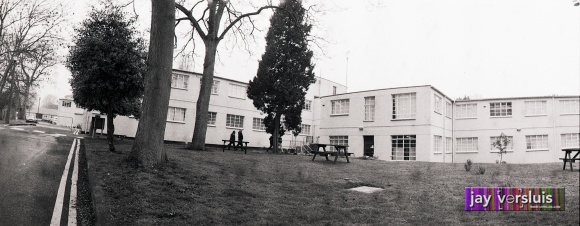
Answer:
[57, 98, 85, 128]
[58, 69, 579, 163]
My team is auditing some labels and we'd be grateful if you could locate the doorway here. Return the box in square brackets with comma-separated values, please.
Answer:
[364, 136, 374, 157]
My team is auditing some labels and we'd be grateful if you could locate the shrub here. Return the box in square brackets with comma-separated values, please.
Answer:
[464, 159, 473, 172]
[474, 165, 486, 175]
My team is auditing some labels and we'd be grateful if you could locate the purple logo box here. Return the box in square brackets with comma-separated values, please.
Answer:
[465, 187, 565, 211]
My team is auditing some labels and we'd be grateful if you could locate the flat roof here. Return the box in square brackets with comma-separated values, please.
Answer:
[320, 85, 432, 99]
[456, 95, 580, 102]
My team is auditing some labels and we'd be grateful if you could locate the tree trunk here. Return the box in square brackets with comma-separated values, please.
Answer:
[4, 69, 14, 124]
[129, 0, 174, 167]
[107, 106, 115, 152]
[189, 39, 218, 150]
[273, 113, 281, 153]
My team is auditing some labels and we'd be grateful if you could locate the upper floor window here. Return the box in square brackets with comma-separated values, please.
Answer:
[434, 95, 442, 114]
[226, 114, 244, 128]
[455, 103, 477, 118]
[445, 102, 452, 118]
[229, 84, 246, 99]
[211, 80, 220, 94]
[364, 96, 375, 121]
[561, 133, 579, 148]
[303, 100, 312, 111]
[331, 99, 349, 115]
[392, 93, 416, 119]
[252, 117, 266, 131]
[301, 124, 311, 135]
[167, 107, 186, 122]
[207, 112, 217, 126]
[490, 102, 512, 117]
[560, 100, 579, 115]
[62, 101, 71, 107]
[525, 100, 547, 116]
[171, 73, 188, 89]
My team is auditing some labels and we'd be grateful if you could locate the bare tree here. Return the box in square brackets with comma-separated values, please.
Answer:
[0, 0, 65, 123]
[175, 1, 284, 150]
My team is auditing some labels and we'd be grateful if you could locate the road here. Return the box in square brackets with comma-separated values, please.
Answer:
[0, 123, 77, 225]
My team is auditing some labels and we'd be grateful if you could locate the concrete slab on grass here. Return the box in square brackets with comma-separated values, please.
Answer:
[348, 186, 384, 194]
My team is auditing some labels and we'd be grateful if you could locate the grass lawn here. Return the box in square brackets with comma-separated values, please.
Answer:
[85, 138, 579, 225]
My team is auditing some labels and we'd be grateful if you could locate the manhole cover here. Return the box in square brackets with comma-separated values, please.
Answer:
[348, 186, 384, 193]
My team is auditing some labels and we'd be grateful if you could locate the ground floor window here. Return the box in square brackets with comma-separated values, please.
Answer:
[433, 135, 442, 153]
[330, 136, 348, 151]
[300, 124, 311, 135]
[226, 114, 244, 129]
[526, 135, 548, 150]
[456, 137, 478, 152]
[208, 112, 217, 126]
[490, 135, 513, 151]
[391, 135, 416, 160]
[561, 133, 579, 148]
[252, 118, 266, 131]
[167, 107, 186, 122]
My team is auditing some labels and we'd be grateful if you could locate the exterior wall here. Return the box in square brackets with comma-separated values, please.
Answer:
[319, 86, 437, 161]
[57, 99, 85, 128]
[453, 96, 580, 163]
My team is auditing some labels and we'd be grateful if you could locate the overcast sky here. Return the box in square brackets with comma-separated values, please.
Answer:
[42, 0, 579, 100]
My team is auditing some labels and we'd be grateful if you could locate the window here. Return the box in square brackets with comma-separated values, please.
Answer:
[330, 136, 348, 151]
[226, 114, 244, 128]
[171, 73, 188, 89]
[457, 137, 478, 152]
[301, 124, 311, 135]
[364, 96, 375, 121]
[490, 102, 512, 117]
[446, 102, 452, 117]
[455, 103, 477, 118]
[392, 93, 416, 119]
[332, 86, 337, 95]
[303, 100, 312, 111]
[433, 135, 442, 153]
[561, 134, 579, 148]
[229, 84, 246, 99]
[445, 137, 452, 153]
[526, 135, 548, 150]
[207, 112, 217, 126]
[62, 101, 71, 107]
[525, 101, 547, 116]
[490, 136, 514, 151]
[391, 135, 416, 160]
[212, 80, 220, 94]
[434, 95, 442, 114]
[252, 118, 266, 131]
[560, 100, 579, 114]
[167, 107, 186, 122]
[331, 99, 349, 115]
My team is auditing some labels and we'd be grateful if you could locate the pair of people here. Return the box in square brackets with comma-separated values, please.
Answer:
[227, 130, 244, 150]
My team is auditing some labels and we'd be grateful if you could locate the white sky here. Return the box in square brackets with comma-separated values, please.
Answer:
[41, 0, 580, 101]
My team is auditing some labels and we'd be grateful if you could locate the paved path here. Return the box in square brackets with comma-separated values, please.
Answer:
[0, 125, 79, 225]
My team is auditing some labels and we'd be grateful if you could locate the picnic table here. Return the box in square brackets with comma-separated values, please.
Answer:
[560, 148, 580, 171]
[222, 140, 249, 154]
[311, 143, 352, 163]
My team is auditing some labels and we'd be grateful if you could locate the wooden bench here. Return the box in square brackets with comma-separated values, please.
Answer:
[561, 148, 580, 171]
[311, 144, 352, 163]
[222, 140, 249, 154]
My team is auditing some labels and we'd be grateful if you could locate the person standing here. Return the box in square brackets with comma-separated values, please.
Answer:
[227, 131, 236, 150]
[237, 130, 244, 149]
[267, 135, 273, 152]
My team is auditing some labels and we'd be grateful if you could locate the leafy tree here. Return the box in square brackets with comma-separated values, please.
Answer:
[67, 6, 146, 152]
[492, 132, 511, 164]
[129, 0, 175, 167]
[247, 0, 315, 153]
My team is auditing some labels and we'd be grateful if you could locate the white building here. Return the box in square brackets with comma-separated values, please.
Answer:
[61, 69, 579, 163]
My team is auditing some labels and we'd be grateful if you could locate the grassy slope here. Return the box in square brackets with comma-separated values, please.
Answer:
[85, 138, 579, 226]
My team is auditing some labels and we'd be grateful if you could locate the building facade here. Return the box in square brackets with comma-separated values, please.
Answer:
[62, 69, 579, 163]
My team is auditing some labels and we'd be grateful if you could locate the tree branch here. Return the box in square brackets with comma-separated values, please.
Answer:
[175, 3, 207, 40]
[218, 5, 281, 40]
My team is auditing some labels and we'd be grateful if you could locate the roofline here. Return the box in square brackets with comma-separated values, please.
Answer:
[320, 85, 432, 99]
[455, 95, 580, 102]
[173, 69, 348, 89]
